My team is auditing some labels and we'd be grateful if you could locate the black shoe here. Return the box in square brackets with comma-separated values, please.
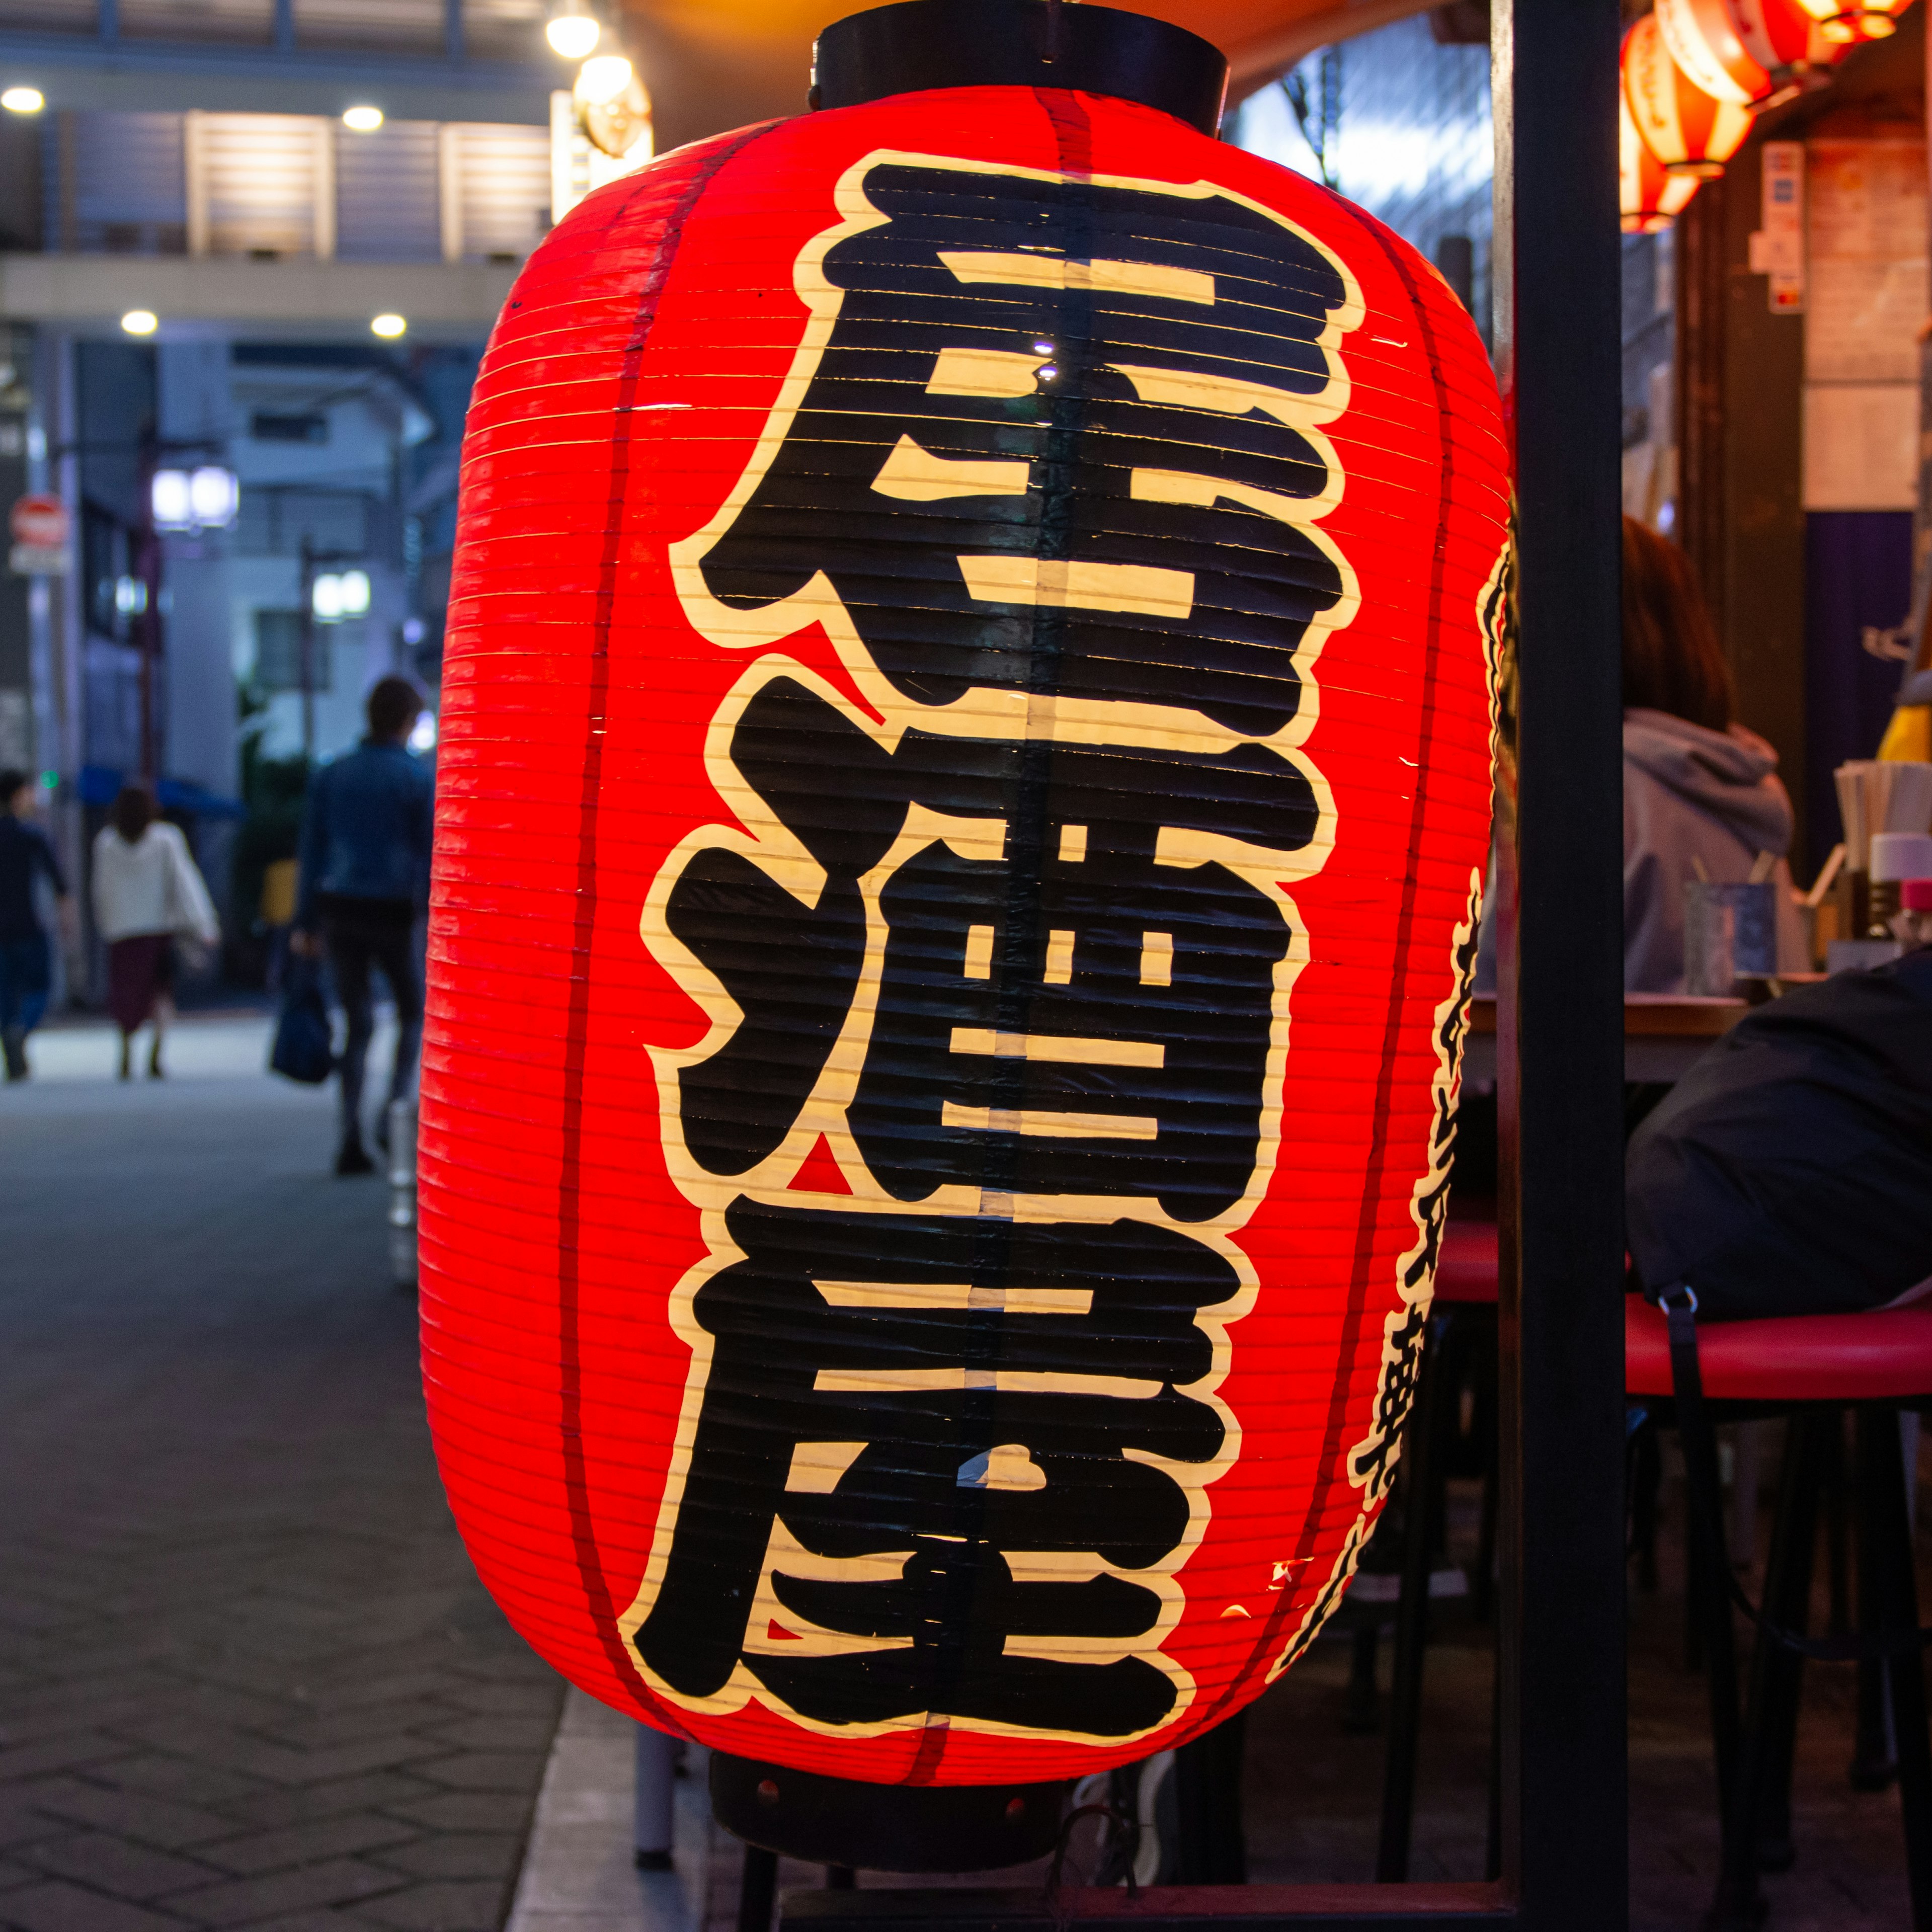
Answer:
[2, 1027, 25, 1082]
[335, 1141, 376, 1177]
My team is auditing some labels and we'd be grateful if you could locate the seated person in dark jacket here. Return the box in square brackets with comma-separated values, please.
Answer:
[293, 677, 434, 1176]
[1627, 948, 1932, 1319]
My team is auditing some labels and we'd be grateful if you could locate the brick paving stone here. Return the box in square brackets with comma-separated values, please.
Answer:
[104, 1764, 271, 1811]
[125, 1732, 445, 1792]
[0, 1040, 563, 1932]
[0, 1737, 134, 1784]
[243, 1917, 391, 1932]
[243, 1917, 388, 1932]
[221, 1778, 441, 1834]
[259, 1710, 455, 1752]
[167, 1859, 406, 1926]
[0, 1801, 63, 1856]
[367, 1840, 519, 1885]
[375, 1800, 526, 1838]
[0, 1879, 190, 1932]
[23, 1781, 237, 1850]
[415, 1722, 553, 1757]
[396, 1761, 531, 1797]
[20, 1832, 222, 1900]
[431, 1692, 554, 1722]
[198, 1817, 419, 1879]
[356, 1880, 504, 1932]
[300, 1681, 463, 1718]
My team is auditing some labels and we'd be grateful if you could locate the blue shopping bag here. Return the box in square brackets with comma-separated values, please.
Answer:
[269, 956, 335, 1085]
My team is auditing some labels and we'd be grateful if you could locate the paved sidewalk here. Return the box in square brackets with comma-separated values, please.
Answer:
[0, 1017, 564, 1932]
[502, 1694, 706, 1932]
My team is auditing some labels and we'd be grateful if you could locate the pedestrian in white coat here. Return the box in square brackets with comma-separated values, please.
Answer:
[92, 786, 219, 1080]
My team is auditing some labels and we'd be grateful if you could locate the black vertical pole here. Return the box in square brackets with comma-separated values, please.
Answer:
[1492, 3, 1627, 1927]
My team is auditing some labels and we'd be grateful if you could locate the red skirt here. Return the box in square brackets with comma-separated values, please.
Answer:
[107, 934, 173, 1034]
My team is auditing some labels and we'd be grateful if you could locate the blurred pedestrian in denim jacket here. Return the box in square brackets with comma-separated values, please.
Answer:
[293, 678, 433, 1176]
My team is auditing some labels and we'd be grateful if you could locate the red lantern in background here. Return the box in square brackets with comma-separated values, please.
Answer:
[1622, 88, 1702, 232]
[1624, 14, 1755, 182]
[421, 0, 1506, 1789]
[1656, 0, 1847, 105]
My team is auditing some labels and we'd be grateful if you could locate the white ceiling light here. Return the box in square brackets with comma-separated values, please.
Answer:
[342, 104, 384, 132]
[2, 87, 44, 115]
[546, 3, 600, 57]
[371, 313, 407, 339]
[120, 309, 157, 336]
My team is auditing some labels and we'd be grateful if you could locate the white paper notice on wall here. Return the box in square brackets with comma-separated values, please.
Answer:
[1802, 383, 1917, 511]
[1806, 140, 1928, 386]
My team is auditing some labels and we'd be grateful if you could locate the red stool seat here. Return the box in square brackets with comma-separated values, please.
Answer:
[1625, 1297, 1932, 1403]
[1434, 1221, 1499, 1305]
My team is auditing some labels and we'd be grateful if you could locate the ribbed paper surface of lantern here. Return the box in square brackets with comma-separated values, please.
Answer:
[1656, 0, 1844, 105]
[422, 85, 1507, 1785]
[1624, 15, 1756, 180]
[1621, 88, 1701, 232]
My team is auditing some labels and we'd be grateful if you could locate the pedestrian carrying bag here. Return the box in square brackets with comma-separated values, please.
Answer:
[269, 956, 334, 1085]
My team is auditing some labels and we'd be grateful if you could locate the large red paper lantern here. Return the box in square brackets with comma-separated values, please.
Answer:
[1624, 15, 1755, 181]
[421, 0, 1507, 1788]
[1655, 0, 1848, 105]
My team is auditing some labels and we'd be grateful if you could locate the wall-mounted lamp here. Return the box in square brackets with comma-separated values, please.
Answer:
[152, 466, 239, 532]
[313, 570, 371, 623]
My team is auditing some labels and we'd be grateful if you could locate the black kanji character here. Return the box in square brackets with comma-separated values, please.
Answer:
[693, 162, 1355, 741]
[631, 1198, 1235, 1736]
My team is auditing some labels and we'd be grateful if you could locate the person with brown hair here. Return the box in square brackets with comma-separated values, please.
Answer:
[1621, 516, 1806, 991]
[91, 784, 220, 1079]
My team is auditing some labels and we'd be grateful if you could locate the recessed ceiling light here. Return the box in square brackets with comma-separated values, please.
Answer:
[546, 13, 600, 57]
[371, 313, 407, 339]
[1, 87, 44, 115]
[120, 309, 158, 336]
[342, 105, 384, 132]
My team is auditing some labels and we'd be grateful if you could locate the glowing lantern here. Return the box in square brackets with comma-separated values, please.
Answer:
[1794, 0, 1907, 44]
[1622, 88, 1701, 232]
[1656, 0, 1848, 104]
[422, 0, 1506, 1787]
[1625, 14, 1755, 181]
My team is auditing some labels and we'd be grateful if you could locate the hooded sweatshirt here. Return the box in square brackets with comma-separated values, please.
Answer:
[1623, 706, 1807, 993]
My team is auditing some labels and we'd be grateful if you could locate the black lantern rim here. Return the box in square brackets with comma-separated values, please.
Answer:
[810, 0, 1230, 137]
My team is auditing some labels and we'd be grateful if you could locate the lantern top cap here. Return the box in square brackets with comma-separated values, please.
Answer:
[811, 0, 1229, 136]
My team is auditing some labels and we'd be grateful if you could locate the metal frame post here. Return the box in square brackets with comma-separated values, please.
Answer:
[1492, 1, 1628, 1924]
